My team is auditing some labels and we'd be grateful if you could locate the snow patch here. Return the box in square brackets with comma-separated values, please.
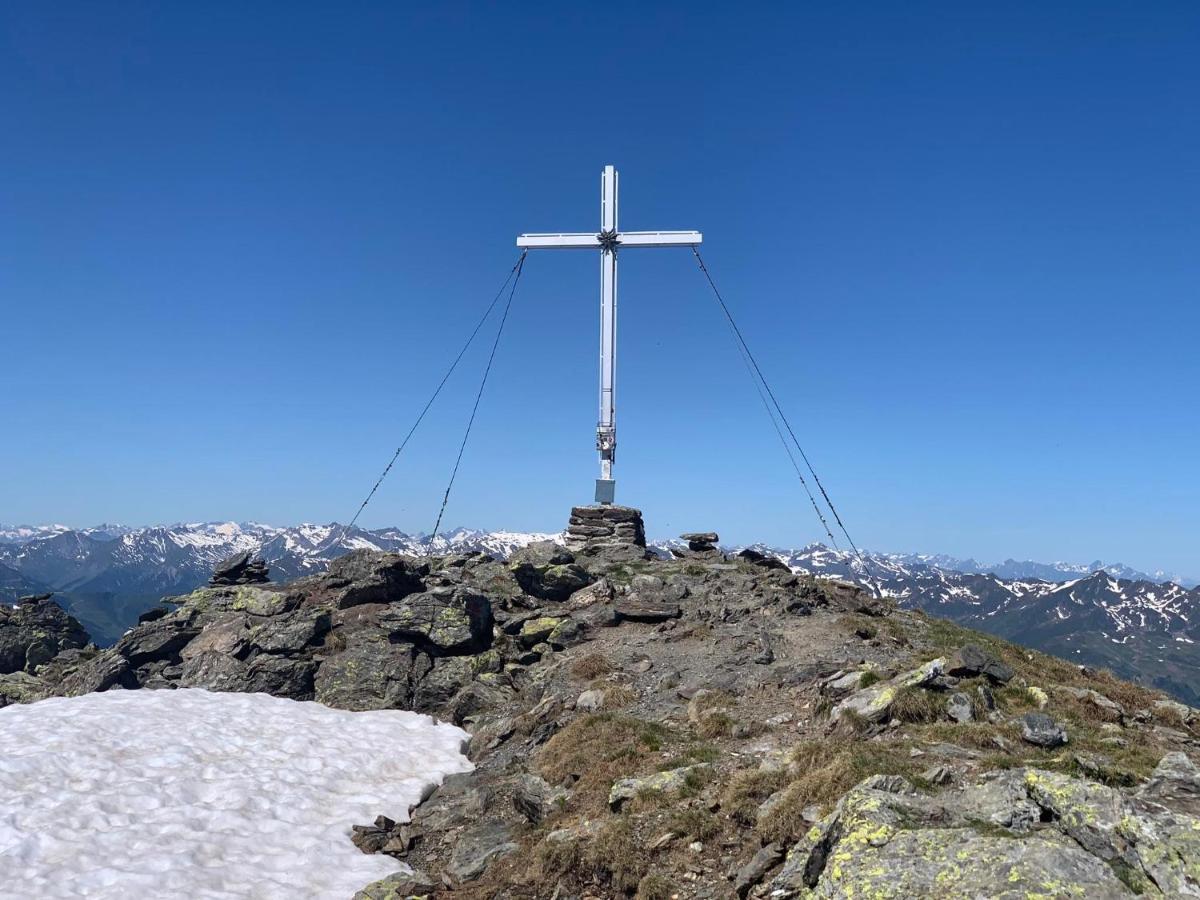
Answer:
[0, 689, 471, 898]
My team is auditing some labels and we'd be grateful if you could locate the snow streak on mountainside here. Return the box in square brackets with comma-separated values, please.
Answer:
[0, 523, 1196, 703]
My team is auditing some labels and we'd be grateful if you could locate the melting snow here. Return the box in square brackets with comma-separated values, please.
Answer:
[0, 689, 471, 899]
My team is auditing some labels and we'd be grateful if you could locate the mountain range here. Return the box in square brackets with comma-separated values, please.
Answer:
[1, 522, 1196, 703]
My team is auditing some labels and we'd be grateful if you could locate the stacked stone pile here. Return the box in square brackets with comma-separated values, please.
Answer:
[564, 505, 648, 561]
[673, 531, 723, 560]
[209, 551, 270, 586]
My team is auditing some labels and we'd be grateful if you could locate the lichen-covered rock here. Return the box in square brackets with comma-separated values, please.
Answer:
[377, 587, 493, 655]
[830, 657, 946, 723]
[314, 635, 420, 711]
[1138, 751, 1200, 816]
[352, 868, 438, 900]
[0, 596, 88, 675]
[769, 774, 1131, 899]
[508, 542, 594, 601]
[608, 764, 708, 811]
[325, 551, 428, 609]
[1024, 767, 1200, 895]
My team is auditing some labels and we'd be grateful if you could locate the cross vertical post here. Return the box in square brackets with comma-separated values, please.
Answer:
[517, 166, 701, 505]
[597, 165, 618, 501]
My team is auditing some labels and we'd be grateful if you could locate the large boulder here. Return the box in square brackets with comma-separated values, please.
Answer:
[377, 587, 494, 655]
[325, 551, 428, 608]
[314, 634, 421, 711]
[508, 542, 593, 602]
[0, 596, 89, 675]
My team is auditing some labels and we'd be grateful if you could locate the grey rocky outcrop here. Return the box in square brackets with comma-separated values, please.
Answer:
[0, 595, 88, 676]
[5, 521, 1196, 898]
[769, 767, 1200, 898]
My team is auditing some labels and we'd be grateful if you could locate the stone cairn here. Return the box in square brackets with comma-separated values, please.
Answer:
[209, 551, 270, 586]
[672, 531, 722, 560]
[564, 505, 648, 560]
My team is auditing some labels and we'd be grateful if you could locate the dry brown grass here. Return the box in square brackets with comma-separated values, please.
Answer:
[534, 816, 650, 894]
[570, 652, 614, 680]
[536, 713, 668, 808]
[603, 683, 637, 708]
[721, 767, 791, 825]
[747, 739, 922, 842]
[890, 685, 944, 723]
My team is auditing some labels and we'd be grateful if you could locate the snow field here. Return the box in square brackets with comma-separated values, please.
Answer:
[0, 689, 471, 899]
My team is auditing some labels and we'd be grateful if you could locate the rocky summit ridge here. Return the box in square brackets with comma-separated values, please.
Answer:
[1, 506, 1198, 899]
[2, 521, 1197, 706]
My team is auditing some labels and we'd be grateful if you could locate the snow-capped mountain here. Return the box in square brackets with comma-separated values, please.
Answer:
[0, 523, 557, 645]
[756, 543, 1200, 705]
[1, 523, 1196, 703]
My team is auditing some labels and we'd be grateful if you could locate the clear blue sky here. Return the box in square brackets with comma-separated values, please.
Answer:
[2, 2, 1197, 575]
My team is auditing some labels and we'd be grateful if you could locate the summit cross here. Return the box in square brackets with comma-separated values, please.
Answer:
[517, 165, 702, 505]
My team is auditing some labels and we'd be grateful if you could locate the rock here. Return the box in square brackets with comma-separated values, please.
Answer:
[945, 643, 1014, 684]
[1022, 712, 1068, 748]
[566, 577, 614, 609]
[116, 616, 200, 667]
[509, 542, 594, 601]
[353, 868, 439, 899]
[1027, 685, 1049, 708]
[209, 551, 270, 586]
[248, 608, 331, 654]
[0, 597, 89, 675]
[516, 615, 567, 648]
[1153, 698, 1197, 724]
[350, 815, 404, 854]
[830, 657, 946, 724]
[1024, 768, 1200, 895]
[823, 670, 865, 695]
[1138, 751, 1200, 816]
[445, 821, 518, 882]
[410, 772, 492, 834]
[513, 773, 567, 825]
[575, 688, 605, 712]
[137, 606, 168, 624]
[326, 551, 427, 608]
[735, 548, 790, 571]
[613, 601, 681, 623]
[946, 691, 974, 723]
[768, 774, 1133, 899]
[180, 615, 248, 663]
[608, 765, 708, 812]
[921, 765, 955, 786]
[734, 842, 782, 898]
[1062, 686, 1125, 720]
[680, 531, 720, 553]
[377, 587, 494, 655]
[180, 649, 317, 698]
[977, 683, 996, 711]
[314, 635, 421, 710]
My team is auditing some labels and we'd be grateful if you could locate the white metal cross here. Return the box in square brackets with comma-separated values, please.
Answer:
[518, 165, 702, 505]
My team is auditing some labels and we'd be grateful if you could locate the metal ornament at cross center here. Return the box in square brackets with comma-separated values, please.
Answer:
[517, 166, 702, 504]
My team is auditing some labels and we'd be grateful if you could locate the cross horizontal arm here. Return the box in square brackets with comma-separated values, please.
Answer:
[516, 230, 702, 249]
